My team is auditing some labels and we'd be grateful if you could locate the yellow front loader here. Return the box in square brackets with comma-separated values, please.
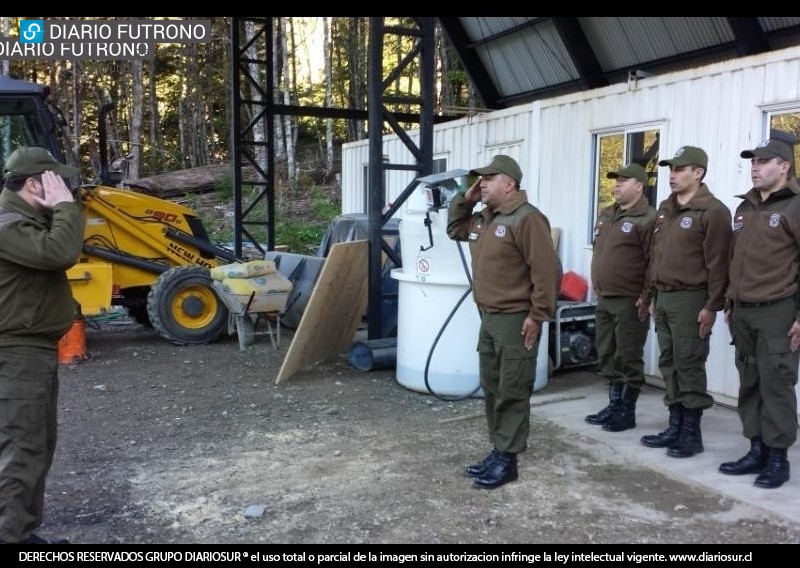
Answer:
[69, 182, 236, 344]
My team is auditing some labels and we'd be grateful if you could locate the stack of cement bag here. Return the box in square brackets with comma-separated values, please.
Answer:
[210, 260, 293, 314]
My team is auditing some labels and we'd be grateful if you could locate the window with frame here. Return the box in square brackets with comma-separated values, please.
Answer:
[591, 127, 661, 244]
[766, 108, 800, 172]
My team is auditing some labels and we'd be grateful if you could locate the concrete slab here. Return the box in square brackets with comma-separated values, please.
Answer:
[532, 371, 800, 527]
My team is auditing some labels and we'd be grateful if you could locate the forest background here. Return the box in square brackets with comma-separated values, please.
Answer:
[0, 17, 482, 252]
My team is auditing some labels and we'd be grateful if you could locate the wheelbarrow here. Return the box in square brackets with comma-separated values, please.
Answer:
[212, 272, 293, 351]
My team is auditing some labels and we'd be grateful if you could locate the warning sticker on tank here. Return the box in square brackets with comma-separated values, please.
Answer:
[416, 256, 431, 281]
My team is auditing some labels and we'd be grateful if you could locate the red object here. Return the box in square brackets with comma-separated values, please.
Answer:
[560, 271, 588, 302]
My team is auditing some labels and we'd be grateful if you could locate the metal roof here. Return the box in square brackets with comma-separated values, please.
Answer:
[439, 17, 800, 108]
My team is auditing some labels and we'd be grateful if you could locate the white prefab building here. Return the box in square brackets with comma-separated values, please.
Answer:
[341, 44, 800, 414]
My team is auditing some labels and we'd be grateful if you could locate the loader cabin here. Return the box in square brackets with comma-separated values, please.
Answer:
[0, 74, 78, 188]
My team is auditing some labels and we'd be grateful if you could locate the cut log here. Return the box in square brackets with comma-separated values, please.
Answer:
[122, 163, 261, 198]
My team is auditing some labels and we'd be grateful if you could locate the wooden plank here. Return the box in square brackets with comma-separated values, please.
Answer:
[276, 240, 369, 384]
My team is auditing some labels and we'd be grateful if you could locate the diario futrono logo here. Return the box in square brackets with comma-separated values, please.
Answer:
[19, 20, 45, 43]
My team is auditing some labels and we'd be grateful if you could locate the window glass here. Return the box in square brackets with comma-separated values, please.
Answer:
[768, 111, 800, 175]
[592, 127, 660, 243]
[0, 97, 47, 168]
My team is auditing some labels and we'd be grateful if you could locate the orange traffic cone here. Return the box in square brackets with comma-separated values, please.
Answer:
[58, 316, 88, 364]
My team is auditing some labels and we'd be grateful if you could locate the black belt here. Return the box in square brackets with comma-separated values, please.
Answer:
[735, 298, 790, 308]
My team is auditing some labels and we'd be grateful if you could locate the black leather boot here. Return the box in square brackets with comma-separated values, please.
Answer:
[641, 404, 683, 448]
[754, 447, 790, 489]
[602, 385, 639, 432]
[473, 451, 518, 489]
[465, 449, 500, 478]
[585, 382, 623, 425]
[719, 437, 767, 475]
[666, 407, 704, 458]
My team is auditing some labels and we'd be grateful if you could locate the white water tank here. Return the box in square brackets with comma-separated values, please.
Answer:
[391, 173, 548, 398]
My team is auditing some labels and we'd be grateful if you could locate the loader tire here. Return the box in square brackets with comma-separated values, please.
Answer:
[147, 265, 229, 345]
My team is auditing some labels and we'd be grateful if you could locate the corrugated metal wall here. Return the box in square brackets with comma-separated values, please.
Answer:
[342, 44, 800, 411]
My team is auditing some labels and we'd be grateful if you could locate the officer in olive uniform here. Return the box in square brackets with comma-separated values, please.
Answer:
[0, 147, 84, 543]
[586, 163, 656, 432]
[447, 155, 561, 490]
[643, 146, 732, 458]
[721, 135, 800, 489]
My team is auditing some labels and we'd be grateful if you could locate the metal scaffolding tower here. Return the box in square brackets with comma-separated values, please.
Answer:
[229, 17, 436, 340]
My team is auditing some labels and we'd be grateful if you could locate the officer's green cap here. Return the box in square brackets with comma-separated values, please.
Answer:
[469, 154, 522, 184]
[3, 146, 79, 178]
[658, 146, 708, 169]
[740, 139, 794, 163]
[607, 163, 647, 185]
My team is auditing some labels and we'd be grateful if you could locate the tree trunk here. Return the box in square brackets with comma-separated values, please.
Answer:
[187, 41, 206, 168]
[178, 72, 187, 169]
[289, 18, 299, 179]
[148, 58, 162, 172]
[71, 63, 82, 162]
[272, 18, 286, 170]
[342, 17, 365, 142]
[128, 59, 143, 180]
[324, 17, 334, 178]
[281, 17, 296, 187]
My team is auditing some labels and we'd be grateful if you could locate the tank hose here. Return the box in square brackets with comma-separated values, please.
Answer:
[423, 238, 482, 402]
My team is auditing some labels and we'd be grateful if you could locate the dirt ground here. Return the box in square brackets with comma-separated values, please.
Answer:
[39, 319, 800, 545]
